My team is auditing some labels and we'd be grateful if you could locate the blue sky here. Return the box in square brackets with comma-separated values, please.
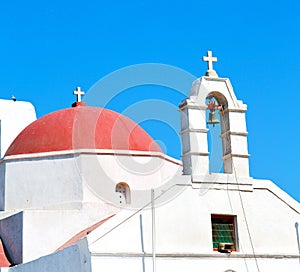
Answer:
[0, 0, 300, 201]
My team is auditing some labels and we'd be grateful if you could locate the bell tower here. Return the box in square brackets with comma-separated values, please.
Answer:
[179, 51, 250, 178]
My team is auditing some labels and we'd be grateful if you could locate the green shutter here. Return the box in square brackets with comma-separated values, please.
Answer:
[211, 216, 235, 250]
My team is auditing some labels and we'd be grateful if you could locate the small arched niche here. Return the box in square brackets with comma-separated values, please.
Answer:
[115, 182, 131, 205]
[206, 92, 230, 173]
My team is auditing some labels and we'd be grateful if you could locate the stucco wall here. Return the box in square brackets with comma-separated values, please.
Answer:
[0, 99, 36, 158]
[87, 176, 300, 271]
[1, 150, 182, 210]
[2, 155, 84, 210]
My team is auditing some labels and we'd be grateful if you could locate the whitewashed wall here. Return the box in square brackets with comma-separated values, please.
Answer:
[1, 150, 182, 210]
[0, 99, 36, 158]
[87, 175, 300, 272]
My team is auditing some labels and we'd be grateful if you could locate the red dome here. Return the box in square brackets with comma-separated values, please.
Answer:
[5, 106, 162, 156]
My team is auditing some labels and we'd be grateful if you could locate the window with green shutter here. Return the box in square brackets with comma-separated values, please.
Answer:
[211, 214, 237, 251]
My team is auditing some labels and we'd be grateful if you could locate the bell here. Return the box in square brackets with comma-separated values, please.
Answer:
[207, 111, 220, 126]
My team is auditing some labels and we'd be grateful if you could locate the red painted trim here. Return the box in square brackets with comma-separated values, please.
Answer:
[0, 238, 11, 267]
[56, 214, 115, 251]
[212, 248, 236, 252]
[211, 214, 236, 220]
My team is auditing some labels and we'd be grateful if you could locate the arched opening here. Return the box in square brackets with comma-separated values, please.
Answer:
[115, 182, 131, 205]
[206, 92, 229, 173]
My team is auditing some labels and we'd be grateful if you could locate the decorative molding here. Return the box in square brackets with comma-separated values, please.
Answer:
[204, 76, 228, 83]
[221, 108, 247, 114]
[181, 151, 209, 157]
[180, 128, 208, 135]
[91, 252, 300, 259]
[191, 180, 252, 186]
[179, 103, 207, 111]
[190, 181, 253, 192]
[220, 131, 248, 138]
[222, 153, 250, 160]
[1, 149, 182, 166]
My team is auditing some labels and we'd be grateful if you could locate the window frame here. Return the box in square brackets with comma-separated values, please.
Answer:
[115, 182, 131, 205]
[211, 214, 238, 252]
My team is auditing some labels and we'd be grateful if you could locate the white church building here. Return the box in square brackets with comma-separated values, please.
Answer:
[0, 52, 299, 272]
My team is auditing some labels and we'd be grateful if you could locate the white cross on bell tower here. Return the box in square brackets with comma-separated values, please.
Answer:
[179, 51, 250, 178]
[202, 50, 218, 78]
[73, 87, 85, 102]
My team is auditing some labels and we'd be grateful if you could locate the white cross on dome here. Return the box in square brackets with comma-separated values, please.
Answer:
[73, 87, 85, 102]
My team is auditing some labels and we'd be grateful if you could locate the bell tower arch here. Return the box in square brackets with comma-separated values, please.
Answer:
[179, 51, 250, 178]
